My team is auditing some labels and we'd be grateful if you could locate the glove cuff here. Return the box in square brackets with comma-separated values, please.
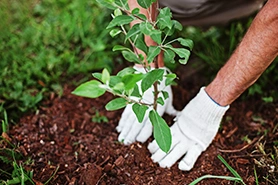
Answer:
[196, 87, 229, 120]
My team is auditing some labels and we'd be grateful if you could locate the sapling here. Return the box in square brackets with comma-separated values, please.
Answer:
[72, 0, 193, 152]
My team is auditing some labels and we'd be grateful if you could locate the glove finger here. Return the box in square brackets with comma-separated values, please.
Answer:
[136, 119, 152, 143]
[147, 140, 159, 154]
[117, 114, 136, 143]
[150, 135, 181, 163]
[150, 147, 168, 163]
[178, 143, 203, 171]
[158, 141, 191, 168]
[116, 105, 132, 132]
[165, 105, 178, 116]
[124, 118, 148, 145]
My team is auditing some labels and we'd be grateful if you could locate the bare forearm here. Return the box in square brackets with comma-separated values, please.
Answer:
[206, 0, 278, 106]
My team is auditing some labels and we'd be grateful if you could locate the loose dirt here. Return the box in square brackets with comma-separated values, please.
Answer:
[6, 63, 278, 184]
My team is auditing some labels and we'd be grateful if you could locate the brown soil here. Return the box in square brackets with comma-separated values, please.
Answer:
[5, 63, 278, 184]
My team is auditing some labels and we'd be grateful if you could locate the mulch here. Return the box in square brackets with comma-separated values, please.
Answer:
[4, 64, 278, 184]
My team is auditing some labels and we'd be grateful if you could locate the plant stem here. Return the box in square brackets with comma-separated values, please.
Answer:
[118, 2, 160, 111]
[105, 86, 152, 106]
[152, 54, 159, 111]
[153, 81, 159, 111]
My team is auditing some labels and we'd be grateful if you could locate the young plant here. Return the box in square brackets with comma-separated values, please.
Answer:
[72, 0, 193, 152]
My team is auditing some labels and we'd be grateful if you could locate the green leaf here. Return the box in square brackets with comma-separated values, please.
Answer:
[165, 73, 176, 86]
[137, 14, 147, 20]
[150, 30, 162, 44]
[101, 68, 110, 84]
[157, 97, 164, 105]
[139, 22, 153, 35]
[140, 22, 162, 43]
[134, 33, 148, 54]
[262, 96, 273, 103]
[169, 47, 190, 64]
[164, 20, 183, 36]
[115, 0, 129, 10]
[131, 8, 140, 14]
[112, 82, 125, 91]
[162, 91, 169, 99]
[122, 50, 141, 63]
[173, 20, 183, 31]
[96, 0, 116, 10]
[137, 0, 153, 9]
[109, 29, 122, 37]
[149, 110, 171, 153]
[117, 67, 136, 77]
[72, 80, 106, 98]
[105, 98, 128, 111]
[107, 15, 134, 29]
[157, 7, 172, 29]
[164, 48, 175, 63]
[113, 45, 133, 52]
[138, 54, 144, 61]
[141, 69, 164, 93]
[109, 76, 122, 88]
[114, 8, 122, 16]
[177, 38, 194, 50]
[131, 84, 141, 97]
[92, 72, 102, 81]
[147, 46, 161, 63]
[125, 24, 141, 42]
[122, 73, 144, 90]
[132, 103, 148, 123]
[178, 58, 189, 65]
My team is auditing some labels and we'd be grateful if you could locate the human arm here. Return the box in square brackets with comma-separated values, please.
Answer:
[149, 0, 278, 171]
[206, 0, 278, 105]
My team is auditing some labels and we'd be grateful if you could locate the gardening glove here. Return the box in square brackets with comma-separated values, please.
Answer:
[116, 66, 178, 145]
[148, 87, 229, 171]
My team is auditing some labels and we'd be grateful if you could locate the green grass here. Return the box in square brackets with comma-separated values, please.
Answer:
[0, 0, 120, 122]
[189, 155, 246, 185]
[0, 0, 119, 183]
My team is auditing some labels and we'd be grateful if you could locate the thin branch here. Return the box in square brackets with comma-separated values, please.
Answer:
[105, 86, 153, 106]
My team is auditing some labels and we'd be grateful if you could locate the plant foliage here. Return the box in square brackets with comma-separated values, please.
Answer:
[73, 0, 193, 152]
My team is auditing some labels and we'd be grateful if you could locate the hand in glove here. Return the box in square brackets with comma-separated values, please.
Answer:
[116, 66, 178, 145]
[148, 87, 229, 171]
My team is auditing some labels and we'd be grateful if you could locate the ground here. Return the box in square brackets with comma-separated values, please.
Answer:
[4, 62, 278, 184]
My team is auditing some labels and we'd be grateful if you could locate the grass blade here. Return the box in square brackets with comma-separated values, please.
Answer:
[217, 155, 241, 178]
[217, 155, 246, 185]
[189, 175, 242, 185]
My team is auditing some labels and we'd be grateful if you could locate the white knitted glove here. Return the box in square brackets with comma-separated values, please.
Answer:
[148, 87, 229, 171]
[116, 66, 178, 145]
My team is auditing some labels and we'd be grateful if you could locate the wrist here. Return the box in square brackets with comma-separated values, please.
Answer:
[205, 83, 231, 106]
[178, 87, 229, 127]
[193, 87, 230, 119]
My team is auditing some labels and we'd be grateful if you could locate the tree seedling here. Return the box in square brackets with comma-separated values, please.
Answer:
[72, 0, 193, 152]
